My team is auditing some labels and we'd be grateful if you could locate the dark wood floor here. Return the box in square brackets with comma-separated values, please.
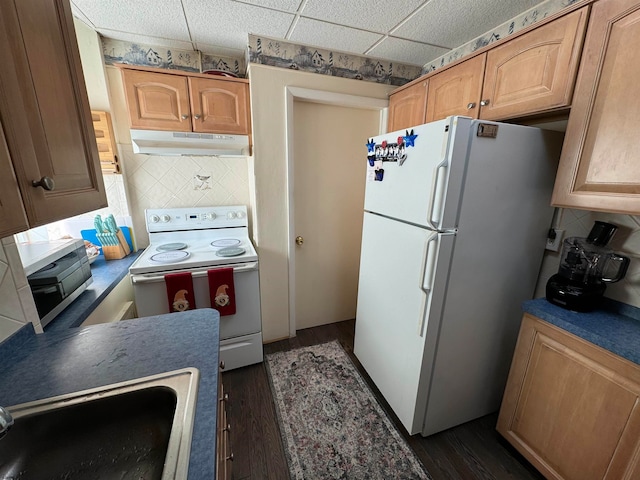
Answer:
[222, 320, 545, 480]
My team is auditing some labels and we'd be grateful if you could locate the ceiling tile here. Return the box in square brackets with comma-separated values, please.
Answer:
[72, 0, 191, 41]
[98, 29, 195, 51]
[302, 0, 425, 33]
[183, 0, 294, 51]
[239, 0, 304, 13]
[394, 0, 542, 48]
[70, 2, 94, 28]
[289, 17, 383, 55]
[367, 36, 448, 66]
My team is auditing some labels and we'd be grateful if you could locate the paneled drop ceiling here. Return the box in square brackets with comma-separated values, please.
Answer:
[71, 0, 545, 67]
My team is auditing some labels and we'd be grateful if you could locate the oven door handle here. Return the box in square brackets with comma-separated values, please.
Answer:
[130, 262, 258, 284]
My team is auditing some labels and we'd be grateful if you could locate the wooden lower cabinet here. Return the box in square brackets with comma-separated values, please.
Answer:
[387, 80, 428, 132]
[217, 366, 232, 479]
[551, 0, 640, 214]
[497, 314, 640, 480]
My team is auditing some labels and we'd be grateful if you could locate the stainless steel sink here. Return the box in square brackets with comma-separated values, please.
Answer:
[0, 368, 199, 480]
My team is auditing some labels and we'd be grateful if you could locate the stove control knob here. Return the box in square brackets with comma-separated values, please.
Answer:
[236, 211, 246, 219]
[160, 214, 171, 223]
[149, 214, 160, 224]
[205, 213, 217, 220]
[227, 212, 237, 219]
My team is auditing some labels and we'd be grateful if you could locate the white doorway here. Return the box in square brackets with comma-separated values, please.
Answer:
[285, 87, 386, 334]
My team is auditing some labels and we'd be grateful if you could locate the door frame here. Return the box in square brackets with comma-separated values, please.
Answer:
[284, 86, 388, 336]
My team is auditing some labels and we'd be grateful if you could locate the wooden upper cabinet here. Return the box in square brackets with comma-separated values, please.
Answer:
[480, 7, 588, 120]
[121, 67, 252, 135]
[0, 124, 29, 238]
[0, 0, 106, 233]
[552, 0, 640, 214]
[498, 314, 640, 480]
[122, 69, 191, 132]
[189, 77, 251, 135]
[425, 54, 486, 123]
[387, 80, 428, 132]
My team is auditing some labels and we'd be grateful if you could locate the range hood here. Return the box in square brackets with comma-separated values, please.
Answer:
[130, 129, 250, 156]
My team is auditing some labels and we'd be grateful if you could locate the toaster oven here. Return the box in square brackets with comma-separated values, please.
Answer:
[18, 239, 93, 327]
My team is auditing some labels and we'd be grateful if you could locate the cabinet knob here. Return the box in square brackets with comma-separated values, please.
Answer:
[467, 102, 476, 109]
[220, 393, 229, 403]
[227, 453, 234, 462]
[194, 114, 202, 120]
[223, 423, 231, 432]
[480, 99, 490, 106]
[220, 360, 225, 370]
[32, 176, 55, 191]
[181, 114, 189, 120]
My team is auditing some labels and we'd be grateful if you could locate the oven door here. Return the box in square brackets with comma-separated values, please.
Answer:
[130, 262, 261, 340]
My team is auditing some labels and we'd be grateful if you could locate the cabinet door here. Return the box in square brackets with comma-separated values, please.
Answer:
[122, 69, 191, 132]
[0, 123, 29, 237]
[188, 77, 251, 135]
[387, 80, 428, 132]
[552, 0, 640, 214]
[498, 314, 640, 480]
[480, 7, 588, 121]
[0, 0, 107, 229]
[425, 54, 486, 122]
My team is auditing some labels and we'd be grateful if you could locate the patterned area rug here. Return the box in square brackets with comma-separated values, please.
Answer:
[266, 341, 431, 479]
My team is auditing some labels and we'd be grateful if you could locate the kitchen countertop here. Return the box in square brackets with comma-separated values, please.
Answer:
[523, 298, 640, 365]
[0, 308, 220, 479]
[45, 251, 142, 332]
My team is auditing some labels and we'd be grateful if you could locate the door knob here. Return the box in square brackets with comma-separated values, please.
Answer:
[295, 236, 304, 246]
[32, 176, 55, 191]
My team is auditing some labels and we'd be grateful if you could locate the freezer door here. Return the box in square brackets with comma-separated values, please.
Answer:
[364, 117, 472, 230]
[354, 211, 454, 434]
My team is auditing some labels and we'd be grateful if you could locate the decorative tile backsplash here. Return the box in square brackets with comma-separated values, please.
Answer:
[101, 37, 247, 76]
[119, 144, 251, 247]
[422, 0, 585, 74]
[248, 34, 422, 86]
[0, 237, 41, 342]
[535, 209, 640, 308]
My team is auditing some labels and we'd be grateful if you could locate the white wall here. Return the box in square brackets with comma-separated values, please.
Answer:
[248, 64, 393, 342]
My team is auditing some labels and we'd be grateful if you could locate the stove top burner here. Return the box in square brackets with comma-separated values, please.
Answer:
[156, 242, 188, 251]
[211, 239, 241, 248]
[150, 250, 191, 263]
[216, 246, 246, 257]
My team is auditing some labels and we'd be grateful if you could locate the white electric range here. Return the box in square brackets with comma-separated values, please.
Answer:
[129, 205, 263, 370]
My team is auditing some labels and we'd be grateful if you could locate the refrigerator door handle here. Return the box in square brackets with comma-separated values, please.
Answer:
[418, 233, 439, 336]
[426, 157, 448, 230]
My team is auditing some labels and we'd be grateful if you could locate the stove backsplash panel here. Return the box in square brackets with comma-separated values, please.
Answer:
[120, 144, 252, 248]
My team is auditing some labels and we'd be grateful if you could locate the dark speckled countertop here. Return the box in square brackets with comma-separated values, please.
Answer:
[0, 309, 220, 480]
[523, 298, 640, 365]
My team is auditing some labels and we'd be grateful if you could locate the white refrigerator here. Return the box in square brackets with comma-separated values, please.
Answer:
[354, 116, 562, 436]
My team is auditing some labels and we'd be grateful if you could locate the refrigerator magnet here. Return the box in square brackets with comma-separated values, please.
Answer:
[374, 169, 384, 181]
[374, 159, 383, 169]
[403, 129, 418, 147]
[366, 138, 376, 154]
[368, 154, 375, 166]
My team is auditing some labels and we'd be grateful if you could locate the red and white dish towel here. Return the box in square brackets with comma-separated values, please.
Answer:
[165, 272, 196, 312]
[208, 267, 236, 316]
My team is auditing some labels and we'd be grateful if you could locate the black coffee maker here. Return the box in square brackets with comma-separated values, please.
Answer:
[546, 221, 630, 312]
